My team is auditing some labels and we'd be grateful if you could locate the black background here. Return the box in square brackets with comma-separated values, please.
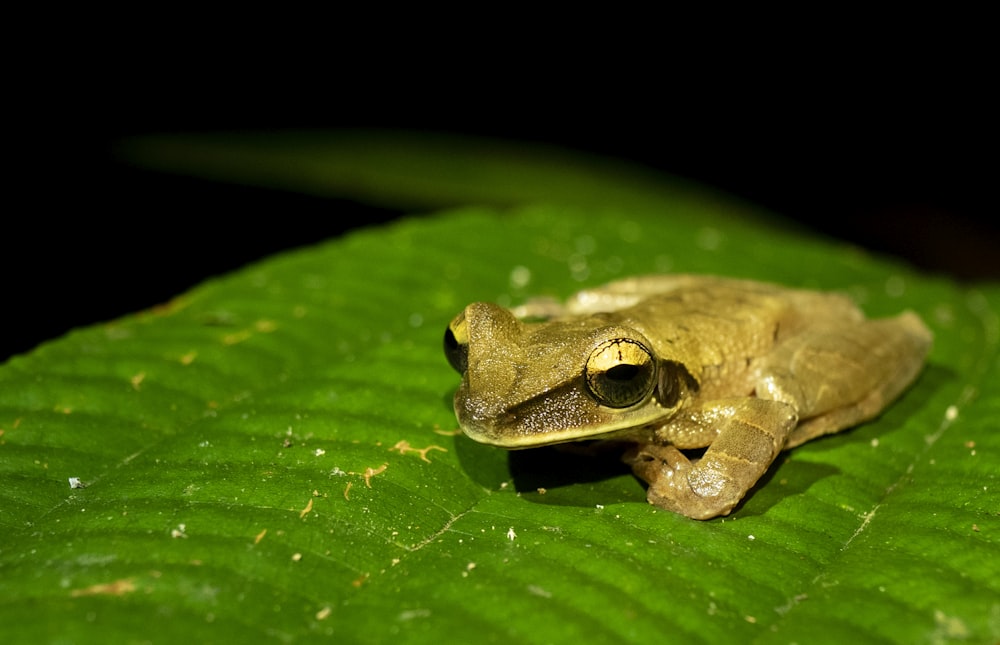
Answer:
[6, 47, 995, 362]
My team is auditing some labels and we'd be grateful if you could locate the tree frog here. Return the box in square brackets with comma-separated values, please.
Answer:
[444, 275, 932, 519]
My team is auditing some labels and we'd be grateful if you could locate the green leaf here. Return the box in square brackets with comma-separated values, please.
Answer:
[3, 135, 999, 644]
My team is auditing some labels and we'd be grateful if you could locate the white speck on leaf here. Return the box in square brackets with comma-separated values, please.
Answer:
[398, 609, 431, 621]
[619, 221, 641, 243]
[568, 254, 589, 281]
[696, 227, 722, 251]
[527, 585, 552, 598]
[931, 609, 970, 642]
[509, 265, 532, 289]
[885, 275, 906, 297]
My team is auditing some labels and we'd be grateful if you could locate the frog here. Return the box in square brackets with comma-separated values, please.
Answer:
[443, 275, 932, 519]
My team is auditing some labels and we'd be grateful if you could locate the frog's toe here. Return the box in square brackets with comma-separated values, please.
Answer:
[646, 480, 739, 520]
[623, 444, 688, 483]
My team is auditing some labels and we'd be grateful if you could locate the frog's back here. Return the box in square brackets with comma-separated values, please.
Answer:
[567, 275, 859, 322]
[582, 276, 865, 397]
[571, 275, 861, 329]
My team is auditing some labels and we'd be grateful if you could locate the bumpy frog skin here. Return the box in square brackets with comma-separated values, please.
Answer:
[444, 275, 931, 520]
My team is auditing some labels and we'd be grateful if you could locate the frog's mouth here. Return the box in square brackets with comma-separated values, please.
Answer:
[463, 423, 649, 449]
[453, 383, 667, 449]
[461, 422, 614, 449]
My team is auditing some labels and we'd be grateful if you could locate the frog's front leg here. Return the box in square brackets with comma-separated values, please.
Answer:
[624, 398, 797, 519]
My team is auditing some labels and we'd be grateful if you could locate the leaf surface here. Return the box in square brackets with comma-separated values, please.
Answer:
[2, 135, 998, 644]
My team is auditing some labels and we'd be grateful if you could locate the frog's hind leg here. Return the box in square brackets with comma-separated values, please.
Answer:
[786, 391, 889, 448]
[757, 311, 932, 449]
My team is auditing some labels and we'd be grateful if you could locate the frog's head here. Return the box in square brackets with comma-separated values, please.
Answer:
[444, 302, 698, 448]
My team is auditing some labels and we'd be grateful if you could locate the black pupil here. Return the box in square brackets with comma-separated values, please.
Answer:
[606, 364, 639, 381]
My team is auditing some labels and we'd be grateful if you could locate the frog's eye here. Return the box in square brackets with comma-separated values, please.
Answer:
[444, 315, 469, 374]
[585, 338, 656, 408]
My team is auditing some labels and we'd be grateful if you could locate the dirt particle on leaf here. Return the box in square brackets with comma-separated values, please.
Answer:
[255, 319, 277, 333]
[389, 440, 447, 463]
[354, 463, 387, 488]
[70, 578, 136, 597]
[222, 329, 253, 345]
[299, 498, 314, 519]
[351, 573, 369, 588]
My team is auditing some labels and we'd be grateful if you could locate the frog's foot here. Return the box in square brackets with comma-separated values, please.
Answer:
[623, 444, 741, 520]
